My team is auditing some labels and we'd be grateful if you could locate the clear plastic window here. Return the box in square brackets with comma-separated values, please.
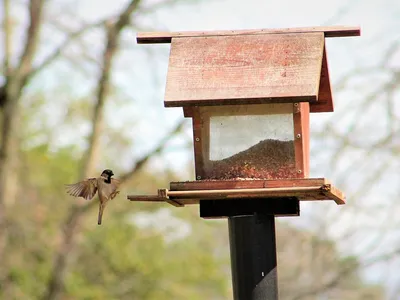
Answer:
[200, 104, 296, 180]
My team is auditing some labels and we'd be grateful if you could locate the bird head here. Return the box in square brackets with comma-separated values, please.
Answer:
[101, 169, 114, 179]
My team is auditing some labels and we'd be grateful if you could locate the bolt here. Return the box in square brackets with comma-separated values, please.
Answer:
[297, 170, 302, 174]
[296, 134, 301, 139]
[294, 103, 299, 107]
[195, 137, 200, 142]
[197, 176, 201, 180]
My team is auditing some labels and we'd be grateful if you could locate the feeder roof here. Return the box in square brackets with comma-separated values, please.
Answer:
[137, 26, 360, 113]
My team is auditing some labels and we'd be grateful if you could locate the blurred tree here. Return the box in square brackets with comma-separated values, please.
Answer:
[0, 0, 188, 298]
[5, 142, 229, 299]
[0, 0, 397, 299]
[277, 224, 384, 300]
[4, 138, 383, 299]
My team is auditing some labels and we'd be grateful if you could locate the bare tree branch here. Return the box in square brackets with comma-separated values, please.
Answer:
[82, 0, 142, 178]
[43, 118, 184, 300]
[80, 118, 187, 215]
[43, 1, 143, 299]
[291, 248, 400, 300]
[321, 1, 359, 25]
[380, 40, 400, 67]
[17, 0, 45, 78]
[138, 0, 198, 14]
[120, 119, 186, 183]
[24, 19, 107, 83]
[0, 0, 45, 291]
[3, 0, 12, 76]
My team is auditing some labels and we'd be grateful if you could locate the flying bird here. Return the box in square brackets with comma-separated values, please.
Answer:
[65, 169, 120, 225]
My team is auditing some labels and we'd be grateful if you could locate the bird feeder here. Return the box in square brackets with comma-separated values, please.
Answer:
[128, 26, 360, 214]
[129, 26, 360, 299]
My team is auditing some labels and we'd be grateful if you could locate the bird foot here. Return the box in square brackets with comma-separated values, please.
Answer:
[110, 190, 120, 200]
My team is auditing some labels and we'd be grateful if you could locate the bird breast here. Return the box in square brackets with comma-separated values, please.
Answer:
[98, 181, 117, 199]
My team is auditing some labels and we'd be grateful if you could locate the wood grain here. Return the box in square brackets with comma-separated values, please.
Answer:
[127, 194, 183, 207]
[127, 195, 165, 201]
[167, 185, 345, 205]
[170, 178, 329, 190]
[137, 26, 361, 44]
[191, 108, 210, 180]
[159, 188, 183, 207]
[310, 46, 334, 112]
[164, 33, 324, 107]
[325, 184, 346, 205]
[293, 102, 310, 177]
[127, 178, 346, 205]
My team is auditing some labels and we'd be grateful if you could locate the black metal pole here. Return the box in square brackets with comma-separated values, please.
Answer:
[228, 214, 278, 300]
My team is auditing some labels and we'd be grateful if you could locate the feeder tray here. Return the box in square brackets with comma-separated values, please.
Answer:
[127, 177, 345, 207]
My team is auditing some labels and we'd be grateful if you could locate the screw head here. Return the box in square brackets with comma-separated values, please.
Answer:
[296, 134, 301, 139]
[197, 175, 201, 180]
[195, 137, 200, 142]
[297, 170, 302, 174]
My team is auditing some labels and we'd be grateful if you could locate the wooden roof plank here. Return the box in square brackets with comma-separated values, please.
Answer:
[165, 33, 324, 107]
[137, 26, 361, 44]
[310, 45, 334, 112]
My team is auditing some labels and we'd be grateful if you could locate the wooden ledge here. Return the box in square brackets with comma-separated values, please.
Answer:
[127, 178, 346, 206]
[137, 26, 361, 44]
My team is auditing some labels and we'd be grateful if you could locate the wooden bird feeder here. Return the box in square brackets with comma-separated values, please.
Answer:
[130, 26, 360, 299]
[129, 26, 360, 217]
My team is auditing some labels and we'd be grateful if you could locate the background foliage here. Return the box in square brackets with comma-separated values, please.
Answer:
[0, 0, 398, 299]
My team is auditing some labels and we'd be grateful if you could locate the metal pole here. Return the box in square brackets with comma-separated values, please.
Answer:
[228, 214, 278, 300]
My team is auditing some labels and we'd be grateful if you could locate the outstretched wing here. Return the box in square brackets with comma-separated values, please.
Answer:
[65, 178, 98, 200]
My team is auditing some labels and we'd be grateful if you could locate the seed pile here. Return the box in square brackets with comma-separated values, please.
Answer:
[205, 139, 297, 180]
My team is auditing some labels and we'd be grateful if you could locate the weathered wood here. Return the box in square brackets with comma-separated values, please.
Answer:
[168, 185, 344, 204]
[137, 26, 361, 44]
[168, 186, 324, 196]
[293, 102, 310, 177]
[183, 107, 194, 117]
[127, 183, 345, 205]
[199, 103, 293, 117]
[127, 195, 165, 201]
[127, 194, 183, 207]
[158, 188, 183, 207]
[311, 46, 334, 112]
[170, 178, 329, 190]
[164, 33, 325, 107]
[191, 108, 210, 180]
[324, 184, 346, 204]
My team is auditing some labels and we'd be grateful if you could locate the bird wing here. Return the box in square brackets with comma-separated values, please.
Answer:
[65, 178, 98, 200]
[110, 178, 120, 190]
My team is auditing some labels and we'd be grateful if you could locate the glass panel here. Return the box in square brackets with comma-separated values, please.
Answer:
[200, 104, 296, 180]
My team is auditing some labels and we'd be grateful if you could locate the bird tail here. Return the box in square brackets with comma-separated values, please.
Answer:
[98, 203, 104, 225]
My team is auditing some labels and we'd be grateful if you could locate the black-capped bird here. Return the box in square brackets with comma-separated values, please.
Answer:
[65, 169, 120, 225]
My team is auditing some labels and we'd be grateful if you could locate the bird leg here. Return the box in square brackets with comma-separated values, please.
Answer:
[109, 190, 120, 200]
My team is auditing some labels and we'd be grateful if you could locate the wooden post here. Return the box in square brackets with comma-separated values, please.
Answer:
[229, 214, 278, 300]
